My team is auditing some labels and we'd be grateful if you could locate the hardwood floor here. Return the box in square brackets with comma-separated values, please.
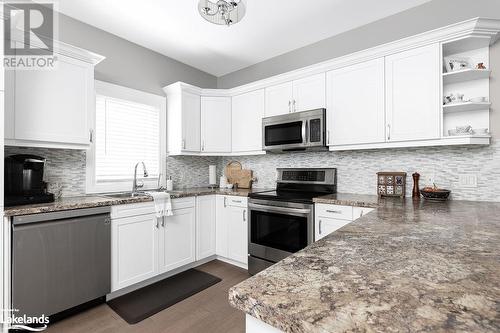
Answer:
[45, 260, 250, 333]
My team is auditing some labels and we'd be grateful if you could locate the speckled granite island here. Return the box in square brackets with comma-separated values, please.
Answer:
[229, 199, 500, 333]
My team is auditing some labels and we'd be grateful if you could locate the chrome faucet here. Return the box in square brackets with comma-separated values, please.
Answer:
[132, 162, 149, 195]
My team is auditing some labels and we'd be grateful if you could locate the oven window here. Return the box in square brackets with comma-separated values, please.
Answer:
[265, 121, 303, 146]
[250, 210, 308, 253]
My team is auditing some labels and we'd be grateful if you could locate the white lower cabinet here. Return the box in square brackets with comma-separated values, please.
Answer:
[159, 206, 196, 273]
[216, 195, 248, 266]
[111, 209, 159, 292]
[314, 204, 374, 241]
[111, 198, 196, 292]
[196, 195, 216, 260]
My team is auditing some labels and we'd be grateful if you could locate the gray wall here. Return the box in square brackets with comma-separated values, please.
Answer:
[217, 0, 500, 89]
[57, 13, 217, 95]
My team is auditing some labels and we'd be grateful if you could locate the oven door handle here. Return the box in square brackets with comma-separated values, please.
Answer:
[248, 203, 312, 216]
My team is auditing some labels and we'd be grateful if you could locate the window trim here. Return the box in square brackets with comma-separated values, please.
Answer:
[86, 80, 166, 194]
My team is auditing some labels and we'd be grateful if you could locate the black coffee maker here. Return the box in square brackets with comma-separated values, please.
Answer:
[4, 154, 55, 207]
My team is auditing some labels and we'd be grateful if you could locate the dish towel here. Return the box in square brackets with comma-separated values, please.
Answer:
[164, 193, 173, 217]
[145, 192, 173, 218]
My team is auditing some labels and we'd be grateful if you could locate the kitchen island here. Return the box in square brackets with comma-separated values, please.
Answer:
[229, 198, 500, 332]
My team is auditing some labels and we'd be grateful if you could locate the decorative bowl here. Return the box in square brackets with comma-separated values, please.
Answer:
[420, 189, 451, 201]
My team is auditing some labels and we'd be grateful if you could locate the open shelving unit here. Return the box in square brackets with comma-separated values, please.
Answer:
[441, 37, 491, 142]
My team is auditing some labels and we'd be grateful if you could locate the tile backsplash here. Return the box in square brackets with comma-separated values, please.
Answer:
[4, 147, 220, 196]
[219, 141, 500, 202]
[6, 140, 500, 202]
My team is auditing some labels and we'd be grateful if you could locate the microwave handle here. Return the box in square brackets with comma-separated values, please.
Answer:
[302, 120, 308, 143]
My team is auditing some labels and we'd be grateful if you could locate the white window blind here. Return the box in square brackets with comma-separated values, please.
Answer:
[95, 95, 160, 182]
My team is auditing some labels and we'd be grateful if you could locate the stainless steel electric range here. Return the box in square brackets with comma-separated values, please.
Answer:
[247, 168, 337, 275]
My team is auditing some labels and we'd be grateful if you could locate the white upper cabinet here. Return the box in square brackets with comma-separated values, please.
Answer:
[265, 73, 326, 117]
[165, 84, 201, 154]
[327, 58, 386, 146]
[385, 43, 440, 142]
[265, 81, 293, 117]
[201, 96, 232, 153]
[182, 91, 202, 152]
[5, 43, 104, 149]
[292, 73, 326, 112]
[232, 89, 265, 153]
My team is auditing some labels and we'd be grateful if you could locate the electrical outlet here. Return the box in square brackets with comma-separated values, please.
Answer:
[458, 174, 477, 188]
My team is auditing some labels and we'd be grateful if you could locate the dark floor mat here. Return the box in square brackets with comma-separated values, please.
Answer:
[107, 269, 222, 324]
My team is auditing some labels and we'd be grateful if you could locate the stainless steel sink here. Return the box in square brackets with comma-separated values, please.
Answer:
[102, 189, 165, 199]
[102, 192, 147, 199]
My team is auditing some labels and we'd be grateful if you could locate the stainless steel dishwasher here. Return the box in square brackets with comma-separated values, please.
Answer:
[12, 206, 111, 317]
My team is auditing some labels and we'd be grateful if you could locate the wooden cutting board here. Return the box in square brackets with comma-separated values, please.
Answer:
[225, 161, 253, 189]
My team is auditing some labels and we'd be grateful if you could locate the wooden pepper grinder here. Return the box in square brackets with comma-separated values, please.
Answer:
[412, 172, 420, 198]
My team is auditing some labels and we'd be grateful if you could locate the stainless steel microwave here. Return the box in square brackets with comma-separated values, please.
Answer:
[262, 108, 327, 152]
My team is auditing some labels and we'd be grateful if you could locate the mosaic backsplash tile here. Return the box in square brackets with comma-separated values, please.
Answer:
[6, 141, 500, 202]
[219, 141, 500, 202]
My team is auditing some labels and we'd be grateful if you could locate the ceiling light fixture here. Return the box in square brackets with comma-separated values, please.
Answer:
[198, 0, 246, 26]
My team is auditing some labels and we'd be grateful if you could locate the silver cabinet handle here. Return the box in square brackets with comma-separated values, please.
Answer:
[319, 219, 322, 234]
[89, 129, 94, 143]
[202, 140, 205, 151]
[223, 197, 227, 208]
[232, 199, 242, 203]
[288, 100, 291, 113]
[326, 210, 342, 214]
[182, 139, 186, 149]
[387, 124, 391, 141]
[161, 216, 165, 227]
[156, 218, 159, 228]
[327, 130, 330, 145]
[293, 99, 296, 112]
[243, 210, 246, 222]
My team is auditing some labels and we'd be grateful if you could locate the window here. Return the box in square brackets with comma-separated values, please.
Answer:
[87, 81, 166, 193]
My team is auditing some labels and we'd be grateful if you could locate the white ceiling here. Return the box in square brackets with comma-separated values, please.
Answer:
[58, 0, 431, 77]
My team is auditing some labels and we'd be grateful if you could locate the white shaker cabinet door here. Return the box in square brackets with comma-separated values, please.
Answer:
[111, 213, 158, 291]
[196, 195, 216, 260]
[265, 81, 293, 117]
[12, 53, 94, 145]
[327, 58, 385, 145]
[292, 73, 326, 113]
[182, 91, 201, 152]
[385, 43, 440, 142]
[226, 205, 248, 265]
[159, 207, 196, 273]
[232, 89, 265, 153]
[215, 195, 229, 257]
[201, 96, 232, 153]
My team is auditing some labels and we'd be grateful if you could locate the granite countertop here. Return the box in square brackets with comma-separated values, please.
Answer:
[229, 199, 500, 333]
[3, 187, 272, 217]
[313, 193, 380, 208]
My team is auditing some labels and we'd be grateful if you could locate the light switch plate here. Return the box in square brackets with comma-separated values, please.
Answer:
[458, 174, 477, 187]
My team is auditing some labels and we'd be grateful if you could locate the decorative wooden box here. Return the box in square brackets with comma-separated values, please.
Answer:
[377, 172, 406, 198]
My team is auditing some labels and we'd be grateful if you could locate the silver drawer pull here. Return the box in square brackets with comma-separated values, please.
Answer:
[319, 219, 322, 234]
[243, 210, 246, 221]
[326, 210, 342, 214]
[232, 200, 242, 203]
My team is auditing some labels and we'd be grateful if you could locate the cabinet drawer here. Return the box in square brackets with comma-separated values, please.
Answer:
[315, 217, 351, 241]
[225, 196, 248, 208]
[111, 202, 154, 219]
[315, 204, 353, 221]
[171, 197, 196, 210]
[352, 207, 374, 220]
